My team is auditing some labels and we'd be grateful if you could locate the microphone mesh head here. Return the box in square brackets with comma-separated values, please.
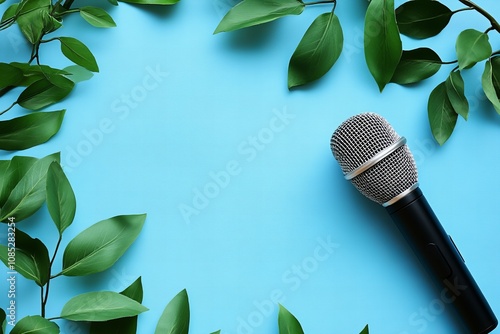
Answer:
[330, 113, 418, 205]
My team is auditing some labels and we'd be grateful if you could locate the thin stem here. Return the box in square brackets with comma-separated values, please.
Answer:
[55, 8, 80, 16]
[41, 287, 45, 317]
[485, 26, 495, 34]
[62, 0, 75, 10]
[458, 0, 500, 34]
[0, 102, 17, 116]
[47, 317, 62, 321]
[40, 37, 60, 44]
[452, 7, 474, 15]
[440, 60, 459, 65]
[0, 18, 15, 30]
[304, 0, 335, 5]
[41, 235, 63, 317]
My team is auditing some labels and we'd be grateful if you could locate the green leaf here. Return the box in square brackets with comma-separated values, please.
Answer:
[391, 47, 441, 84]
[10, 63, 71, 87]
[278, 304, 304, 334]
[214, 0, 305, 34]
[456, 29, 492, 70]
[360, 324, 369, 334]
[10, 316, 59, 334]
[428, 82, 457, 145]
[80, 7, 116, 28]
[61, 214, 146, 276]
[0, 63, 23, 89]
[210, 331, 221, 334]
[1, 4, 19, 23]
[118, 0, 179, 4]
[395, 0, 452, 39]
[288, 12, 343, 89]
[364, 0, 402, 91]
[107, 0, 119, 5]
[0, 156, 37, 207]
[89, 277, 143, 334]
[63, 65, 94, 83]
[17, 76, 75, 111]
[0, 110, 65, 151]
[155, 289, 190, 334]
[59, 37, 99, 72]
[15, 0, 51, 44]
[445, 71, 468, 120]
[61, 291, 148, 321]
[0, 152, 60, 222]
[46, 161, 76, 235]
[481, 58, 500, 114]
[0, 229, 50, 286]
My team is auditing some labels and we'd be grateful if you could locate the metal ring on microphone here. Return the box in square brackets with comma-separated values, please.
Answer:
[382, 183, 419, 207]
[344, 137, 407, 180]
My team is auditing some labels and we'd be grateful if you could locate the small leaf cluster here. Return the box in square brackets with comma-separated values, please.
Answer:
[215, 0, 500, 145]
[0, 152, 149, 332]
[393, 1, 500, 145]
[0, 153, 224, 333]
[0, 0, 179, 152]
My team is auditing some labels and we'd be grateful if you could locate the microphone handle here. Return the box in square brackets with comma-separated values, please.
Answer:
[386, 187, 497, 334]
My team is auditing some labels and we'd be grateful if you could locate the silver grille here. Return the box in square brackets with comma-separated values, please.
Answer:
[330, 113, 418, 205]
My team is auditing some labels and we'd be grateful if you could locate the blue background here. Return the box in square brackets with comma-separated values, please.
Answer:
[0, 0, 499, 333]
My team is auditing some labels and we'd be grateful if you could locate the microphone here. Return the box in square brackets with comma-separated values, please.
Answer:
[330, 113, 497, 334]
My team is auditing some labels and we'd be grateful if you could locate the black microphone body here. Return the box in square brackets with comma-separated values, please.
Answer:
[387, 187, 497, 334]
[331, 113, 497, 334]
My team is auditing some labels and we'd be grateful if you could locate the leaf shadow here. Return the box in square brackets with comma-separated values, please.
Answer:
[216, 22, 280, 52]
[123, 2, 179, 19]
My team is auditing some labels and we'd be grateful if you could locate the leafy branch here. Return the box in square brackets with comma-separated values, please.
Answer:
[0, 0, 179, 151]
[215, 0, 500, 145]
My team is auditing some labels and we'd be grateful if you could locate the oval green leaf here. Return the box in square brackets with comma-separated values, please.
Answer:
[46, 161, 76, 235]
[360, 324, 369, 334]
[214, 0, 305, 34]
[364, 0, 402, 91]
[59, 37, 99, 72]
[0, 229, 50, 286]
[456, 29, 492, 70]
[63, 65, 94, 83]
[428, 82, 457, 145]
[17, 76, 75, 111]
[395, 0, 452, 39]
[288, 12, 343, 89]
[1, 3, 18, 22]
[10, 63, 71, 87]
[278, 304, 304, 334]
[61, 291, 148, 321]
[61, 214, 146, 276]
[89, 277, 143, 334]
[0, 63, 23, 89]
[15, 0, 51, 44]
[0, 156, 37, 208]
[481, 57, 500, 114]
[0, 110, 65, 151]
[11, 316, 59, 334]
[391, 47, 442, 84]
[0, 152, 60, 222]
[80, 7, 116, 28]
[445, 71, 468, 120]
[155, 289, 190, 334]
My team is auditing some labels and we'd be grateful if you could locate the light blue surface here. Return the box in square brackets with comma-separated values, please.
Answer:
[1, 0, 499, 333]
